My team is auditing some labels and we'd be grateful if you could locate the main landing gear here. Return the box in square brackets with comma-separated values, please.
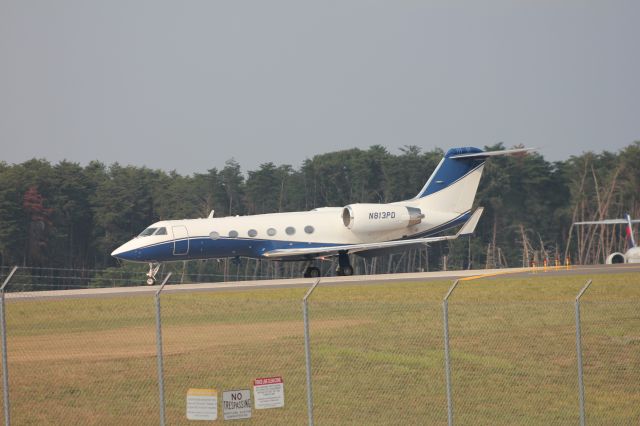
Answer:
[336, 251, 354, 276]
[303, 266, 321, 278]
[304, 252, 354, 277]
[146, 262, 161, 285]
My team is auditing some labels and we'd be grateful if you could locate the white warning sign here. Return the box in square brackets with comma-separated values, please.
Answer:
[253, 376, 284, 409]
[223, 389, 252, 420]
[186, 388, 218, 421]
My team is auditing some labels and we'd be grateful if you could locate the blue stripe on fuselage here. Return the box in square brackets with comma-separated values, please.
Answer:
[113, 237, 341, 263]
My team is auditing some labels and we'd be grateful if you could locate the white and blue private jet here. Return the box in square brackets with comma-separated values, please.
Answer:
[112, 146, 532, 284]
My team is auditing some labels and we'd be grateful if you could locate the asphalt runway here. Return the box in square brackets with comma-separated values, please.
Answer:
[6, 263, 639, 301]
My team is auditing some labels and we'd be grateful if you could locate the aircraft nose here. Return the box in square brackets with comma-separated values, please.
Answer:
[111, 238, 147, 261]
[111, 245, 126, 258]
[111, 240, 137, 260]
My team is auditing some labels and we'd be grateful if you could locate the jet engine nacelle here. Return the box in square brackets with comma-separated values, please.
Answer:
[606, 252, 626, 264]
[342, 204, 424, 233]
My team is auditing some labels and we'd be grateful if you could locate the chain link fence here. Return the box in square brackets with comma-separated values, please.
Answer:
[581, 283, 640, 424]
[305, 283, 448, 425]
[0, 264, 305, 290]
[0, 267, 638, 424]
[159, 286, 308, 424]
[1, 269, 159, 425]
[448, 301, 577, 424]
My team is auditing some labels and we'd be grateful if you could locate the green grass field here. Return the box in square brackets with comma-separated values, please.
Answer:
[2, 272, 639, 424]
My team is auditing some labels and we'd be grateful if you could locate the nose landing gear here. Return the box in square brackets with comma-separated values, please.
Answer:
[146, 262, 161, 285]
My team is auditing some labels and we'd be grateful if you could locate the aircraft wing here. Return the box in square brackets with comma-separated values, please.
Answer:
[262, 207, 483, 259]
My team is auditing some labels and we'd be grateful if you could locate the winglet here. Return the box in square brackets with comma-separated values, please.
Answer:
[456, 207, 484, 236]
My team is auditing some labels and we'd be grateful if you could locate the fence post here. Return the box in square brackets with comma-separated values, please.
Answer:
[443, 279, 460, 426]
[575, 279, 592, 426]
[303, 278, 321, 426]
[155, 273, 172, 426]
[0, 266, 18, 426]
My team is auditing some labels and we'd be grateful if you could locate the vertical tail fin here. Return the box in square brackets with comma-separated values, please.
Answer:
[411, 147, 487, 214]
[625, 213, 636, 248]
[411, 146, 535, 214]
[414, 147, 486, 199]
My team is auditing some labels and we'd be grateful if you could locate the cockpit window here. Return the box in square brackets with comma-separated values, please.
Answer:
[154, 227, 167, 235]
[138, 227, 157, 237]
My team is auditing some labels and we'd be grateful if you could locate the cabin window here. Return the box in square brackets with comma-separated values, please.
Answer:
[285, 226, 296, 235]
[304, 225, 314, 234]
[154, 227, 167, 235]
[209, 231, 220, 240]
[267, 228, 277, 236]
[228, 230, 238, 238]
[138, 227, 157, 237]
[248, 229, 258, 237]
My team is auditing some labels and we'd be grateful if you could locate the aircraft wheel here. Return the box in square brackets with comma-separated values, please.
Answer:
[337, 251, 353, 277]
[146, 277, 156, 286]
[304, 267, 321, 278]
[337, 265, 354, 276]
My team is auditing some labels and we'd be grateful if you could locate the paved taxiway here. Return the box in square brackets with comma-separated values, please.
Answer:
[6, 263, 640, 301]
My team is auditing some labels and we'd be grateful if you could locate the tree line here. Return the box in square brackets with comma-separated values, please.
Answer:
[1, 142, 639, 285]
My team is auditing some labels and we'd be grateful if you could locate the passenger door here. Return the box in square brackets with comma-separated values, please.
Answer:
[172, 225, 189, 255]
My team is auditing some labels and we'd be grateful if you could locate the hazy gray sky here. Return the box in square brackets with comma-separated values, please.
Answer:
[1, 1, 639, 174]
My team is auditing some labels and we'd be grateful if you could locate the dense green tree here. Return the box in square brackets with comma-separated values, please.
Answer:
[245, 163, 283, 214]
[219, 160, 245, 216]
[91, 164, 161, 264]
[0, 163, 26, 267]
[1, 141, 639, 285]
[48, 161, 95, 268]
[154, 172, 204, 220]
[22, 185, 53, 266]
[192, 169, 225, 218]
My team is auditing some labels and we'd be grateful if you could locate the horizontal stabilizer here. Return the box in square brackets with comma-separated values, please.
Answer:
[449, 147, 537, 159]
